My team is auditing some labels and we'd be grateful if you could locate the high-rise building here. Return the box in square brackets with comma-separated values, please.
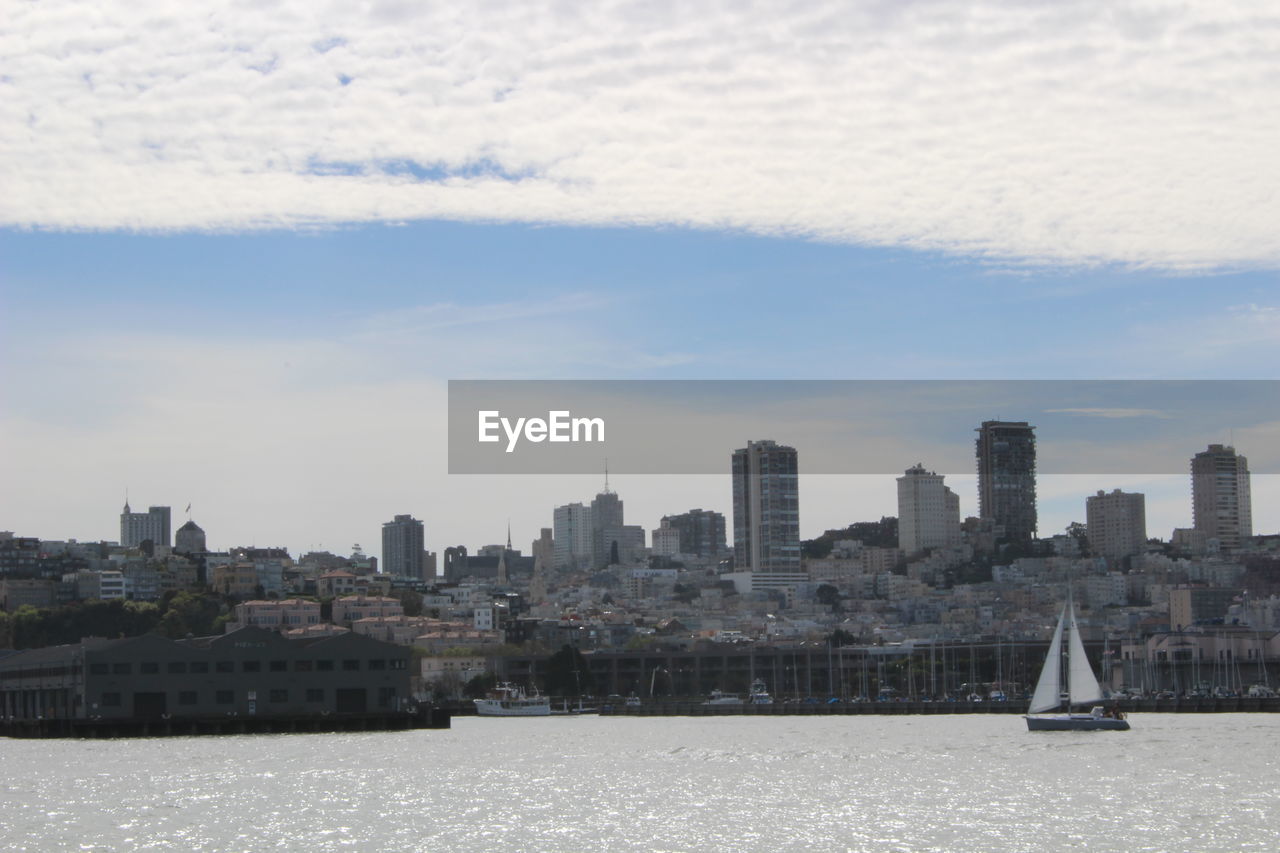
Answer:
[896, 464, 961, 555]
[531, 528, 554, 573]
[1085, 489, 1146, 563]
[382, 514, 426, 579]
[120, 503, 171, 549]
[174, 519, 207, 555]
[659, 509, 728, 559]
[731, 440, 801, 585]
[590, 488, 625, 569]
[975, 421, 1037, 543]
[1192, 444, 1252, 551]
[552, 503, 593, 571]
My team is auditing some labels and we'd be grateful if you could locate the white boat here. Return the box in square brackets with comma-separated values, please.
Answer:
[748, 678, 773, 705]
[1025, 599, 1130, 732]
[703, 689, 743, 706]
[475, 683, 552, 717]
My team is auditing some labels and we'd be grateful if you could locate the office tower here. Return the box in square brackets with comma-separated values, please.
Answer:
[1085, 489, 1147, 562]
[660, 508, 729, 559]
[590, 487, 625, 569]
[897, 464, 961, 555]
[120, 503, 172, 548]
[975, 421, 1037, 543]
[382, 514, 425, 579]
[1192, 444, 1252, 551]
[552, 502, 593, 571]
[731, 440, 801, 585]
[174, 519, 207, 555]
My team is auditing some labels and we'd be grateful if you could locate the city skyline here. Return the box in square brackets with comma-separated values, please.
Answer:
[3, 2, 1279, 562]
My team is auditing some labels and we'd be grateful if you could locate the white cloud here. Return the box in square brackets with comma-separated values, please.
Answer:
[2, 1, 1278, 269]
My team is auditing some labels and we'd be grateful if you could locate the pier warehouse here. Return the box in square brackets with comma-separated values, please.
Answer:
[0, 627, 411, 721]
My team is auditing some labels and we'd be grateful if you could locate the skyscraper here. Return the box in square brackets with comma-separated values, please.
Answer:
[382, 514, 426, 579]
[975, 421, 1037, 543]
[731, 440, 801, 585]
[1085, 489, 1147, 562]
[552, 502, 593, 571]
[120, 503, 171, 548]
[1192, 444, 1252, 551]
[897, 464, 961, 555]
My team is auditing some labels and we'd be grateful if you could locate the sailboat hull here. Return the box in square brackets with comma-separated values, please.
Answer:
[1025, 714, 1130, 732]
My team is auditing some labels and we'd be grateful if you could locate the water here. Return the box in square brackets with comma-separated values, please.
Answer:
[2, 714, 1277, 852]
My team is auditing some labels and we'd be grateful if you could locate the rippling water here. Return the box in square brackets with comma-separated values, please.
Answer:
[2, 714, 1278, 851]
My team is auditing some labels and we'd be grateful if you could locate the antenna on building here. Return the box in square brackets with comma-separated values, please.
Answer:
[507, 520, 512, 550]
[604, 458, 611, 494]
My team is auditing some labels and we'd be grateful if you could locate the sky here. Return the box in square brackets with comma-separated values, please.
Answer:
[2, 1, 1278, 561]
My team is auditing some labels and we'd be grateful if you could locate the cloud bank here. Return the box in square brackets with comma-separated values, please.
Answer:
[3, 0, 1278, 269]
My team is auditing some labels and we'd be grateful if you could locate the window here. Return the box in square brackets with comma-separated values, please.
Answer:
[140, 662, 159, 675]
[305, 688, 324, 703]
[268, 689, 288, 703]
[89, 663, 108, 675]
[269, 660, 287, 673]
[377, 687, 397, 708]
[390, 659, 407, 670]
[295, 660, 313, 672]
[101, 692, 121, 707]
[342, 659, 360, 671]
[215, 661, 234, 674]
[190, 661, 209, 674]
[178, 691, 198, 705]
[215, 690, 233, 705]
[242, 661, 261, 673]
[167, 662, 187, 674]
[317, 659, 334, 672]
[368, 659, 386, 671]
[112, 663, 131, 675]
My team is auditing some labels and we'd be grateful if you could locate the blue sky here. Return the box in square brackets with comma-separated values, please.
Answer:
[2, 1, 1278, 558]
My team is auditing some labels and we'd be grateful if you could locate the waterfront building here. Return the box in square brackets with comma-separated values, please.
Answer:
[975, 421, 1037, 543]
[1192, 444, 1252, 551]
[0, 626, 411, 721]
[896, 464, 961, 555]
[731, 440, 801, 588]
[120, 504, 171, 549]
[382, 514, 427, 580]
[1086, 489, 1147, 563]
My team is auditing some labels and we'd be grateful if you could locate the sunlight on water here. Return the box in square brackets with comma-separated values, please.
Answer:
[1, 715, 1278, 852]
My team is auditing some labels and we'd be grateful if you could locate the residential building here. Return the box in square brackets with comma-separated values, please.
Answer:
[896, 464, 961, 555]
[660, 509, 728, 559]
[119, 504, 171, 549]
[382, 514, 426, 579]
[1086, 489, 1147, 563]
[975, 421, 1037, 543]
[731, 440, 801, 587]
[1192, 444, 1252, 551]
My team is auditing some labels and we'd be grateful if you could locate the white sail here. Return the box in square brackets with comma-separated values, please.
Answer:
[1067, 603, 1103, 707]
[1029, 607, 1066, 714]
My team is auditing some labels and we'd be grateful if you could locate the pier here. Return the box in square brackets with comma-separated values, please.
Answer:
[0, 707, 451, 738]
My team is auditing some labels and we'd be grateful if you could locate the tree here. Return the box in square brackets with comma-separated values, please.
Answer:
[389, 589, 424, 616]
[542, 644, 596, 696]
[463, 672, 497, 699]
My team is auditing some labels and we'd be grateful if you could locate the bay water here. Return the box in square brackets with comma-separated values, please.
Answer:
[2, 714, 1277, 851]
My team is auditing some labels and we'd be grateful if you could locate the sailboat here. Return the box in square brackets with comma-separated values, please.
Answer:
[1025, 599, 1130, 732]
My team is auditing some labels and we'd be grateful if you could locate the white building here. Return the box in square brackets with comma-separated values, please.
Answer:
[1085, 489, 1147, 563]
[553, 503, 593, 571]
[896, 464, 961, 555]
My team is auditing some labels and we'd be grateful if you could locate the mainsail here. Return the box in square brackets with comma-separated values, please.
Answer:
[1029, 607, 1066, 714]
[1067, 603, 1103, 707]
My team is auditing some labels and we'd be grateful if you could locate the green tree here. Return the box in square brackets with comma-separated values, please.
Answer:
[542, 644, 596, 696]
